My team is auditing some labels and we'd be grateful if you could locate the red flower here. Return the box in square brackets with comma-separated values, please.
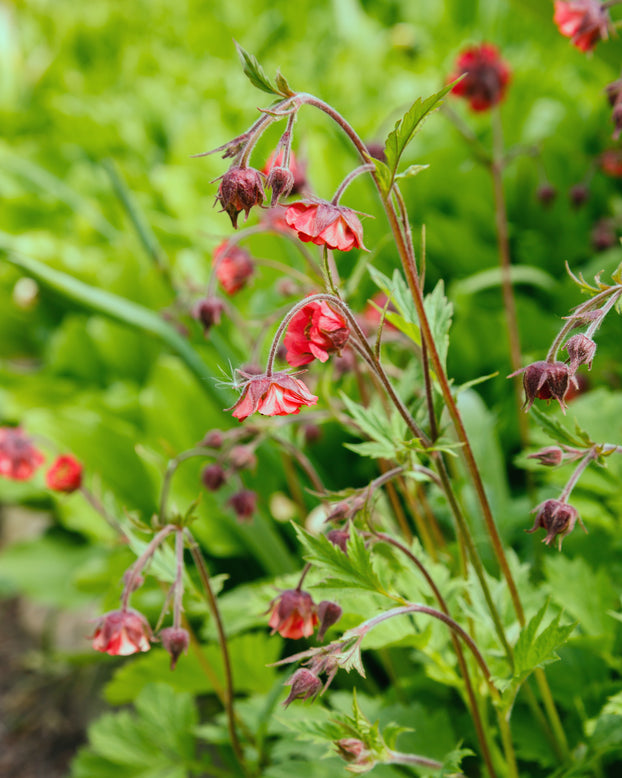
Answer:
[0, 427, 45, 481]
[449, 44, 511, 112]
[600, 149, 622, 177]
[268, 589, 318, 639]
[285, 200, 366, 252]
[553, 0, 609, 52]
[216, 166, 264, 228]
[229, 370, 318, 421]
[91, 608, 152, 656]
[284, 299, 350, 367]
[213, 242, 254, 295]
[45, 454, 83, 493]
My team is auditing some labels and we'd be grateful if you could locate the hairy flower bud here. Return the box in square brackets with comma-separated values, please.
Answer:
[160, 627, 190, 670]
[201, 463, 227, 491]
[335, 738, 375, 768]
[202, 429, 225, 449]
[527, 499, 583, 550]
[569, 183, 589, 208]
[537, 183, 557, 207]
[509, 360, 575, 413]
[317, 600, 343, 642]
[563, 333, 597, 373]
[326, 528, 350, 552]
[216, 167, 264, 228]
[192, 297, 225, 335]
[527, 446, 564, 467]
[228, 489, 257, 522]
[266, 166, 295, 206]
[228, 445, 257, 471]
[283, 668, 322, 707]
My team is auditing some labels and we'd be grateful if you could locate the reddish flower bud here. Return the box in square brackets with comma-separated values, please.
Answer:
[284, 299, 350, 367]
[335, 738, 374, 768]
[600, 150, 622, 178]
[285, 199, 367, 252]
[605, 78, 622, 140]
[366, 143, 387, 163]
[303, 424, 322, 445]
[527, 499, 584, 550]
[160, 627, 190, 670]
[527, 446, 565, 467]
[216, 167, 264, 228]
[201, 463, 227, 491]
[448, 43, 511, 112]
[317, 600, 343, 642]
[537, 183, 557, 207]
[228, 445, 257, 471]
[591, 219, 617, 252]
[228, 370, 318, 421]
[569, 183, 589, 208]
[122, 569, 145, 593]
[213, 242, 254, 296]
[228, 489, 257, 522]
[0, 426, 45, 482]
[91, 608, 152, 656]
[193, 297, 225, 334]
[326, 528, 350, 552]
[268, 588, 318, 639]
[509, 360, 575, 413]
[45, 454, 83, 493]
[553, 0, 609, 52]
[563, 333, 597, 372]
[202, 429, 225, 449]
[266, 166, 295, 207]
[262, 149, 307, 195]
[282, 668, 322, 707]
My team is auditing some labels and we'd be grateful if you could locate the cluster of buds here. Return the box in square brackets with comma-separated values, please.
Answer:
[267, 588, 342, 642]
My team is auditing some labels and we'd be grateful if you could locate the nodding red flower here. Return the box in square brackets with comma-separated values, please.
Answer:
[268, 589, 318, 639]
[285, 200, 367, 252]
[229, 370, 318, 421]
[509, 360, 576, 413]
[45, 455, 83, 493]
[600, 149, 622, 178]
[160, 627, 190, 670]
[91, 608, 152, 656]
[284, 299, 350, 367]
[527, 499, 584, 550]
[216, 166, 265, 228]
[213, 242, 254, 295]
[0, 427, 45, 482]
[448, 43, 511, 111]
[553, 0, 609, 52]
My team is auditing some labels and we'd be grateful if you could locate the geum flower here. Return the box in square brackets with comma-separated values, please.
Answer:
[285, 199, 367, 251]
[216, 166, 264, 228]
[527, 499, 585, 550]
[91, 608, 152, 656]
[228, 370, 318, 421]
[268, 589, 318, 639]
[45, 454, 83, 493]
[509, 360, 576, 413]
[449, 43, 511, 111]
[553, 0, 609, 52]
[213, 242, 254, 295]
[284, 299, 350, 367]
[0, 426, 45, 481]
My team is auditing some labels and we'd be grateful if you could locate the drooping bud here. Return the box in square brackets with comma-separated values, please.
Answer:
[509, 360, 575, 413]
[192, 297, 225, 335]
[202, 429, 225, 449]
[335, 738, 375, 769]
[266, 166, 295, 206]
[160, 627, 190, 670]
[228, 445, 257, 471]
[216, 167, 264, 228]
[228, 489, 257, 522]
[569, 183, 589, 208]
[527, 499, 583, 550]
[563, 333, 597, 373]
[282, 668, 322, 707]
[268, 588, 318, 639]
[590, 219, 617, 252]
[317, 600, 343, 642]
[326, 528, 350, 552]
[527, 446, 564, 467]
[201, 463, 227, 491]
[537, 183, 557, 207]
[303, 424, 322, 445]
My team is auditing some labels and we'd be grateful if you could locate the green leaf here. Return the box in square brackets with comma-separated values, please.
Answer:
[340, 391, 409, 459]
[529, 405, 592, 448]
[383, 85, 452, 191]
[293, 525, 388, 595]
[235, 41, 280, 96]
[394, 164, 430, 181]
[512, 601, 576, 686]
[451, 265, 556, 297]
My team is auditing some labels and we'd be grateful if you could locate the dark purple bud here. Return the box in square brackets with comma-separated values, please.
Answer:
[192, 297, 225, 334]
[563, 333, 597, 373]
[527, 446, 564, 467]
[527, 499, 584, 550]
[282, 668, 322, 707]
[228, 489, 257, 522]
[160, 627, 190, 670]
[201, 463, 227, 491]
[202, 429, 225, 449]
[216, 167, 265, 228]
[536, 183, 557, 207]
[509, 360, 575, 413]
[228, 445, 257, 471]
[366, 143, 387, 163]
[266, 166, 295, 206]
[326, 528, 350, 552]
[569, 183, 589, 209]
[317, 600, 343, 641]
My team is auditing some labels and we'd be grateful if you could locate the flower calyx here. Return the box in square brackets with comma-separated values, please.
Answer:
[527, 498, 585, 550]
[509, 360, 576, 413]
[216, 167, 265, 228]
[282, 668, 322, 707]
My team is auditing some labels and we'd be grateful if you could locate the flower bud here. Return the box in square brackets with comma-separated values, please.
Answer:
[216, 167, 264, 228]
[317, 600, 343, 642]
[202, 429, 225, 449]
[569, 183, 589, 208]
[537, 183, 557, 207]
[326, 528, 350, 552]
[563, 333, 597, 373]
[160, 627, 190, 670]
[228, 489, 257, 522]
[527, 499, 583, 550]
[303, 424, 321, 445]
[335, 738, 374, 768]
[282, 668, 322, 707]
[266, 166, 295, 206]
[527, 446, 564, 467]
[192, 297, 225, 335]
[509, 360, 575, 413]
[201, 463, 227, 491]
[590, 219, 617, 253]
[228, 445, 257, 471]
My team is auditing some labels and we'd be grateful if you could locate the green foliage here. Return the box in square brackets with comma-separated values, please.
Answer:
[235, 42, 293, 97]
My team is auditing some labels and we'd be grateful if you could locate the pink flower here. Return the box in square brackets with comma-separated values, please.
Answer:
[553, 0, 609, 52]
[216, 167, 264, 228]
[91, 608, 152, 656]
[213, 242, 254, 295]
[45, 454, 83, 493]
[229, 370, 318, 421]
[285, 200, 366, 251]
[268, 589, 318, 639]
[284, 299, 350, 367]
[449, 44, 511, 112]
[0, 427, 45, 481]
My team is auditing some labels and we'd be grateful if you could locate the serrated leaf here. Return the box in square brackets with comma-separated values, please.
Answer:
[234, 42, 280, 96]
[371, 158, 392, 192]
[293, 525, 388, 595]
[440, 746, 474, 777]
[344, 440, 400, 460]
[512, 601, 576, 685]
[340, 392, 408, 457]
[383, 85, 452, 189]
[530, 405, 592, 448]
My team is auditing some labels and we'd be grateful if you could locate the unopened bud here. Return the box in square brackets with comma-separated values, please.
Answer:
[228, 445, 257, 471]
[228, 490, 257, 522]
[569, 183, 589, 209]
[202, 429, 225, 449]
[192, 297, 225, 334]
[160, 627, 190, 670]
[326, 528, 350, 552]
[201, 463, 227, 491]
[335, 738, 374, 768]
[317, 600, 343, 641]
[536, 183, 557, 207]
[283, 668, 322, 707]
[563, 333, 597, 373]
[266, 166, 295, 206]
[527, 446, 564, 467]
